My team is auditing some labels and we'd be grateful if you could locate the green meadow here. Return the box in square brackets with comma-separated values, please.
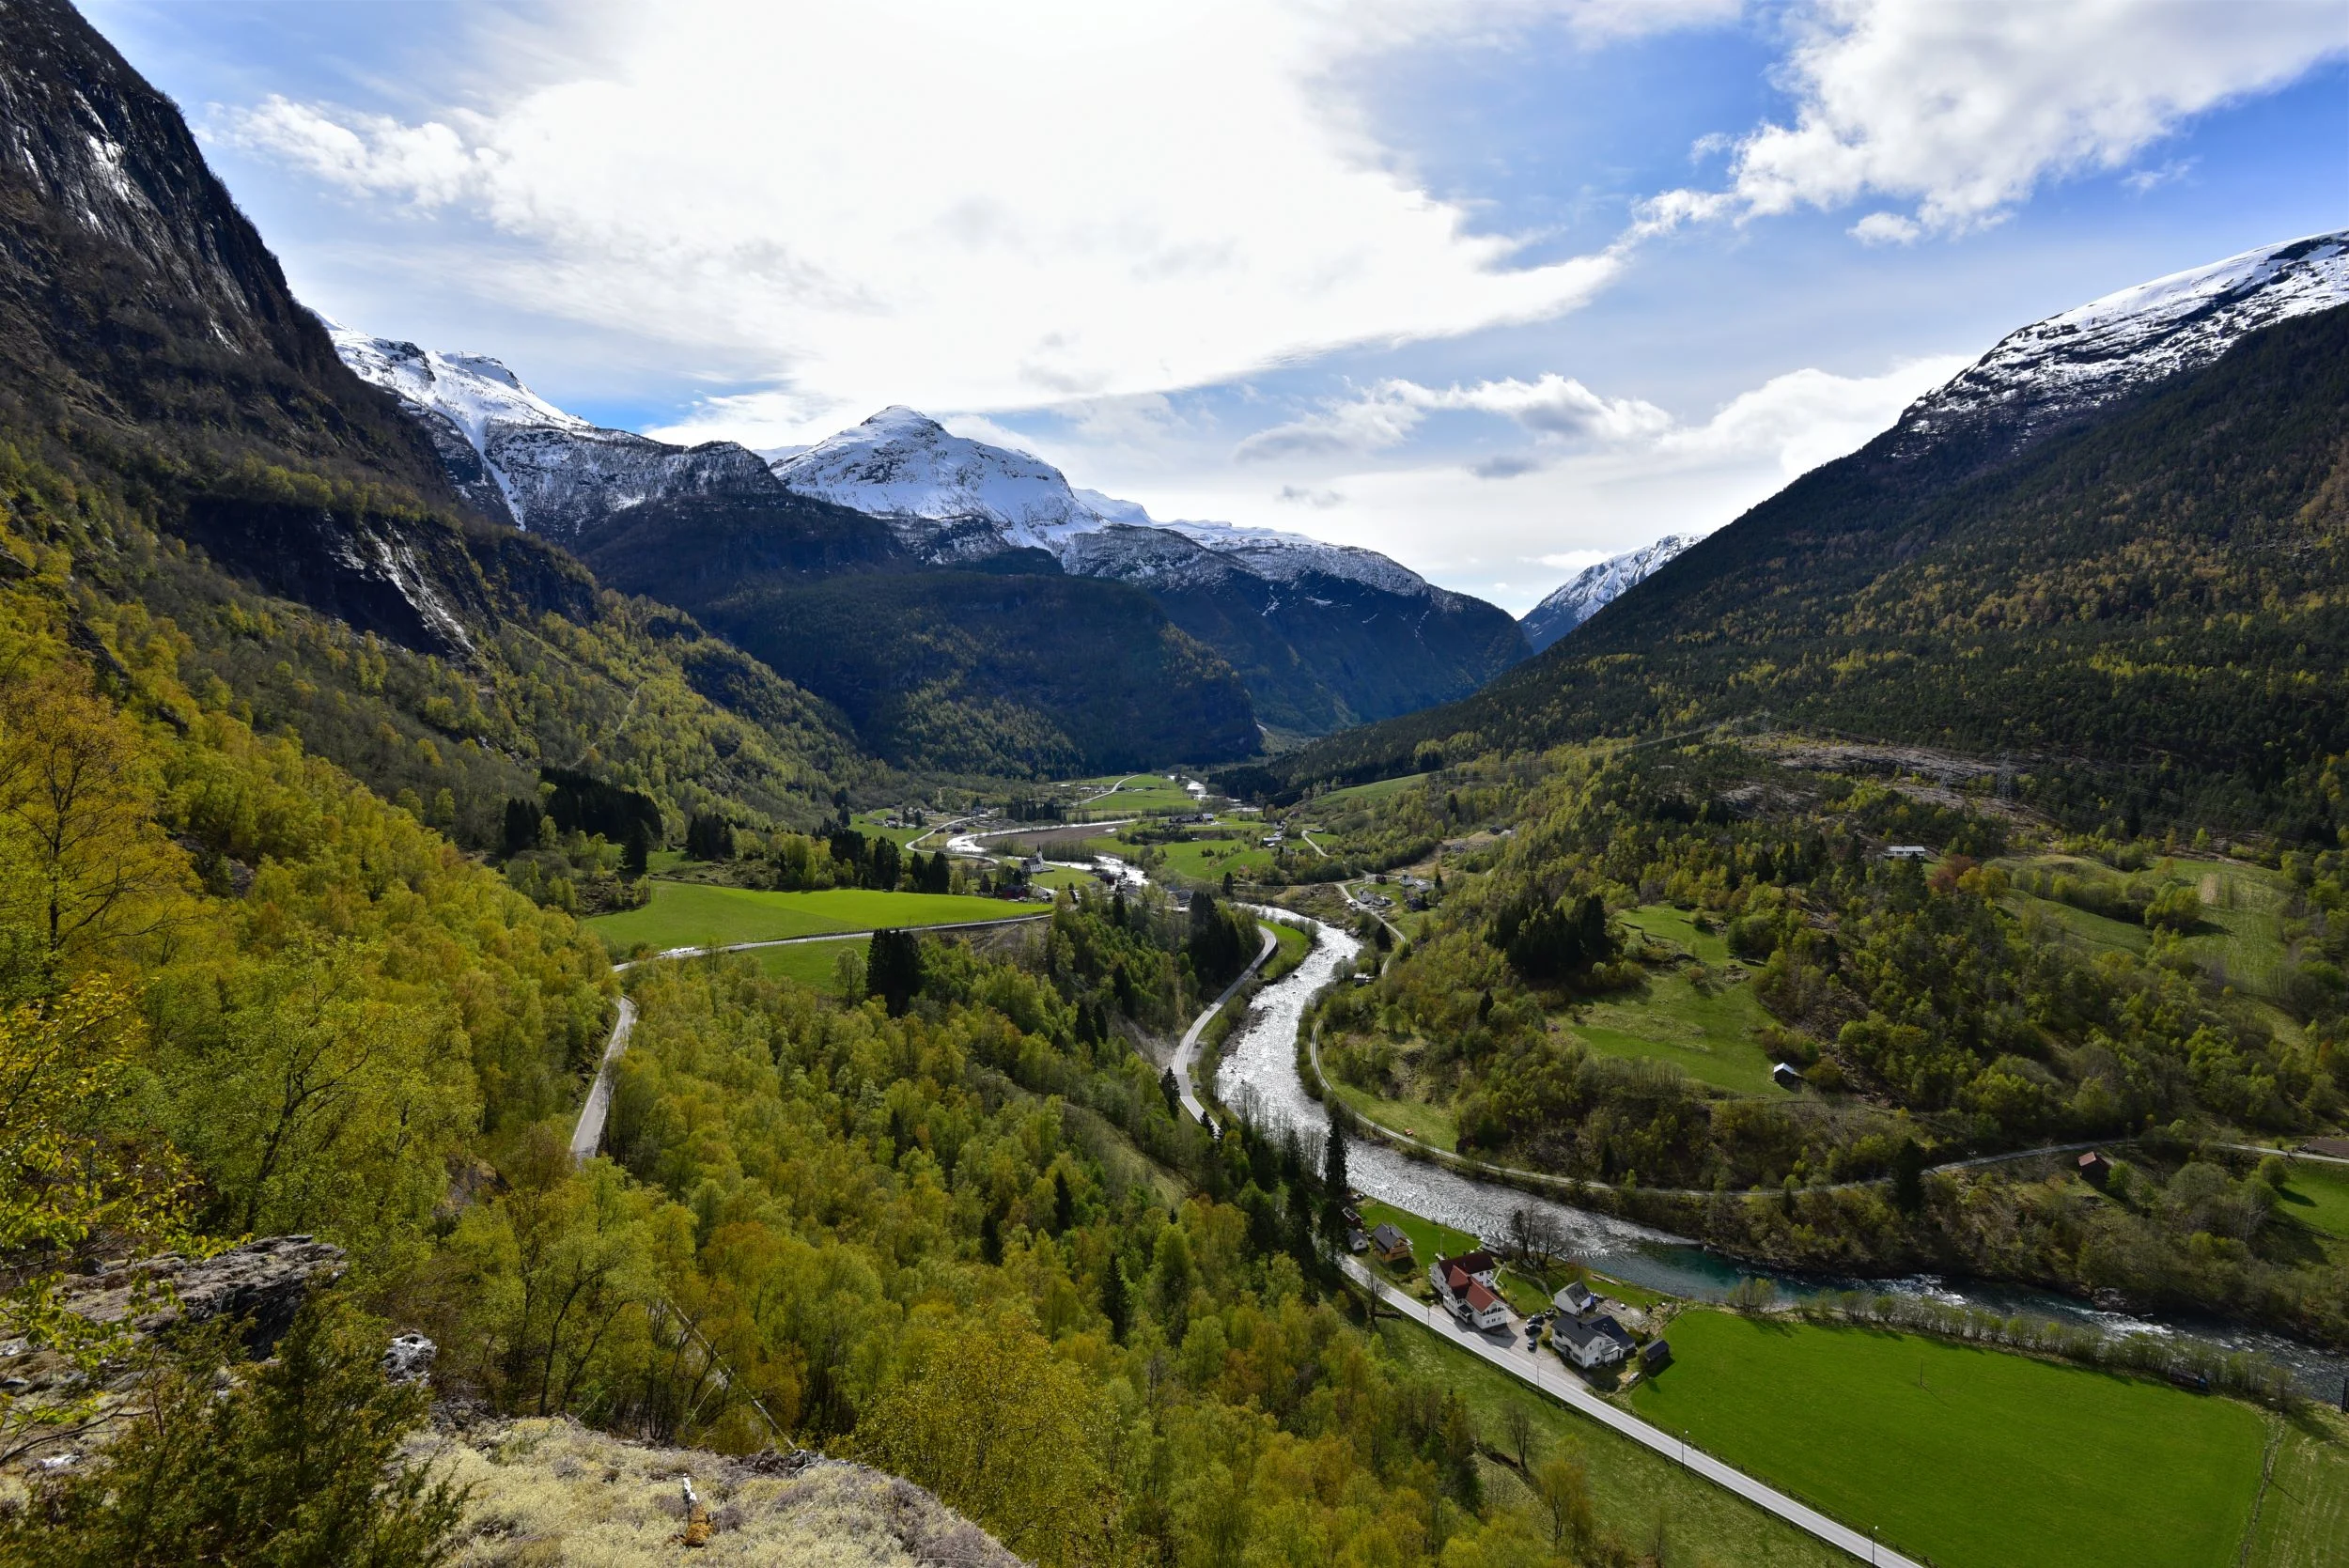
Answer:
[1628, 1310, 2269, 1568]
[1568, 906, 1782, 1094]
[586, 882, 1027, 954]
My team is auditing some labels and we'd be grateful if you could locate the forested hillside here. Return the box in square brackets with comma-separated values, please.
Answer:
[0, 0, 879, 845]
[577, 505, 1262, 774]
[1262, 303, 2349, 842]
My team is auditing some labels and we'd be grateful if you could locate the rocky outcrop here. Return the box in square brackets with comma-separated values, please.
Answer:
[429, 1418, 1020, 1568]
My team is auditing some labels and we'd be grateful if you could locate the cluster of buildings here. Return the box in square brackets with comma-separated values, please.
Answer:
[1421, 1249, 1669, 1376]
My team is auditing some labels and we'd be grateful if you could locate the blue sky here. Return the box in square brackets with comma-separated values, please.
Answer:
[86, 0, 2349, 611]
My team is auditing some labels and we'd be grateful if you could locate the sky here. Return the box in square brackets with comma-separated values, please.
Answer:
[85, 0, 2349, 613]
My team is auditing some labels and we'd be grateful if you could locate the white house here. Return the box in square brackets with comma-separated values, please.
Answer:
[1552, 1312, 1634, 1371]
[1553, 1281, 1596, 1316]
[1430, 1251, 1510, 1330]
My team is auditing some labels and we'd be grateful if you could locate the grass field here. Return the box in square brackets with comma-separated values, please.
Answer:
[750, 936, 868, 992]
[1063, 774, 1203, 816]
[586, 882, 1027, 953]
[2247, 1406, 2349, 1568]
[2000, 854, 2298, 1006]
[2278, 1162, 2349, 1241]
[1569, 907, 1781, 1094]
[1324, 1079, 1461, 1151]
[1358, 1199, 1481, 1279]
[1315, 771, 1430, 808]
[1627, 1310, 2268, 1568]
[1372, 1317, 1846, 1567]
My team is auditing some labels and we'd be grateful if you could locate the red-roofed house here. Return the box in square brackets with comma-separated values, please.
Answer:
[1457, 1278, 1510, 1331]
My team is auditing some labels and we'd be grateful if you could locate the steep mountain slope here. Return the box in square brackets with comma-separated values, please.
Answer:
[1256, 237, 2349, 838]
[1520, 534, 1697, 653]
[0, 0, 868, 838]
[770, 408, 1528, 732]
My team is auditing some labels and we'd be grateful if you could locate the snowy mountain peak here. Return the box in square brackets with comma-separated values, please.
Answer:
[327, 323, 589, 452]
[1521, 534, 1697, 654]
[770, 409, 1440, 598]
[332, 322, 774, 538]
[1898, 230, 2349, 453]
[770, 406, 1098, 552]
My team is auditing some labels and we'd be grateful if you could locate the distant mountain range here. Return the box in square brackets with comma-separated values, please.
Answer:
[1251, 230, 2349, 842]
[330, 340, 1529, 743]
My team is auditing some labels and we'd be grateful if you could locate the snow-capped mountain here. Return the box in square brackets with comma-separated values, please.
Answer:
[1520, 535, 1697, 654]
[770, 406, 1446, 602]
[331, 326, 775, 540]
[764, 407, 1525, 731]
[1895, 230, 2349, 456]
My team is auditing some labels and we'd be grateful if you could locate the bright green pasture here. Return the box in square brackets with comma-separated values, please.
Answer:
[1315, 771, 1430, 808]
[2278, 1161, 2349, 1241]
[1628, 1310, 2267, 1568]
[1063, 774, 1202, 815]
[586, 882, 1025, 953]
[1570, 907, 1780, 1094]
[750, 936, 869, 993]
[1374, 1315, 1845, 1567]
[1154, 835, 1276, 883]
[1323, 1079, 1460, 1151]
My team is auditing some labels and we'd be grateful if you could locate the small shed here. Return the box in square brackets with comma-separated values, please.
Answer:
[1771, 1062, 1805, 1092]
[2077, 1150, 2112, 1186]
[1640, 1337, 1672, 1371]
[1884, 845, 1932, 861]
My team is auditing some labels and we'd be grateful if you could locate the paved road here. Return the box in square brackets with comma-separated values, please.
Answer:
[1341, 1259, 1924, 1568]
[569, 996, 637, 1163]
[573, 913, 1050, 1163]
[1169, 924, 1282, 1126]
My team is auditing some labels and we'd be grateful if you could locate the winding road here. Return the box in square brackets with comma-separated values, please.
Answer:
[1168, 924, 1282, 1126]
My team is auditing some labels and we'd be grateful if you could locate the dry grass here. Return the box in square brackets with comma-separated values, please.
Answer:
[419, 1419, 1017, 1568]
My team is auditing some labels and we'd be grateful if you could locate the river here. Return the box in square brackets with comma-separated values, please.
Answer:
[1214, 914, 2349, 1400]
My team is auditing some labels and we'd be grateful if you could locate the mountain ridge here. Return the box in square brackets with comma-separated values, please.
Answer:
[330, 340, 1530, 737]
[1245, 235, 2349, 840]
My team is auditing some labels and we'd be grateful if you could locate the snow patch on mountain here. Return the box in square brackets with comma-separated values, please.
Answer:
[331, 323, 775, 538]
[1521, 534, 1697, 653]
[1898, 230, 2349, 453]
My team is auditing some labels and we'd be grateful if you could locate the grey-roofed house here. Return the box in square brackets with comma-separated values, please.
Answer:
[1552, 1312, 1635, 1371]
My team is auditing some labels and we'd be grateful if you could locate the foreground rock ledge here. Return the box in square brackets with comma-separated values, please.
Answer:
[425, 1417, 1019, 1568]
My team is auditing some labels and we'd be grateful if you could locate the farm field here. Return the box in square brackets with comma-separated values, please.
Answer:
[2245, 1406, 2349, 1568]
[1627, 1310, 2269, 1568]
[1371, 1315, 1845, 1568]
[2278, 1161, 2349, 1242]
[752, 936, 868, 993]
[1315, 771, 1431, 808]
[1570, 907, 1781, 1095]
[586, 882, 1026, 954]
[1063, 774, 1203, 815]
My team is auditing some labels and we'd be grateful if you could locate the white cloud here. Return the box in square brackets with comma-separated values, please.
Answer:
[1651, 0, 2346, 238]
[1235, 373, 1672, 461]
[1108, 352, 1968, 611]
[215, 0, 1657, 440]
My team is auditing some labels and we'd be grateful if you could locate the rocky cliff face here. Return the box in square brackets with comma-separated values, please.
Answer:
[0, 0, 604, 660]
